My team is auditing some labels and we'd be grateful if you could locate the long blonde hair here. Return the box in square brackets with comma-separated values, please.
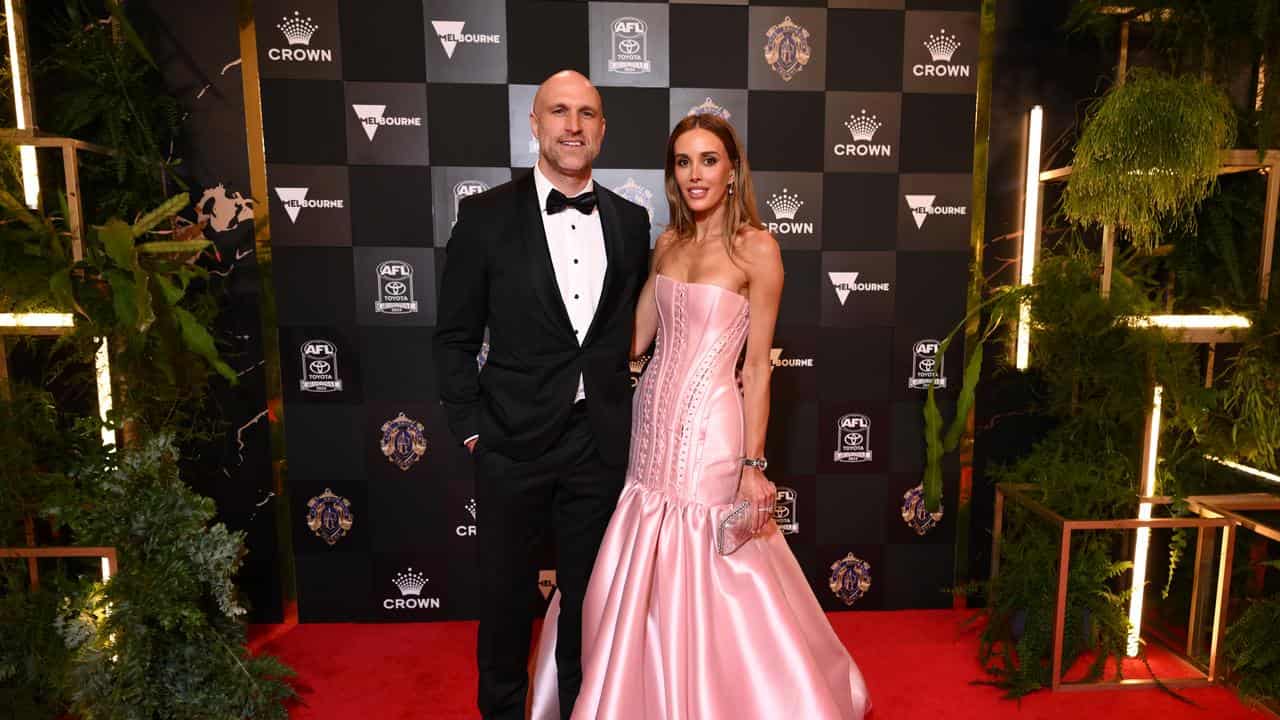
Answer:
[663, 114, 764, 258]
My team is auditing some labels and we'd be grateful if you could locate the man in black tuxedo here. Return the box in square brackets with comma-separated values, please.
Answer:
[433, 70, 650, 720]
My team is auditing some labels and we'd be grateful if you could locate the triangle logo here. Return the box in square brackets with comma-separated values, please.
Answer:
[432, 20, 465, 59]
[274, 187, 309, 224]
[352, 104, 386, 141]
[828, 272, 859, 306]
[905, 194, 937, 229]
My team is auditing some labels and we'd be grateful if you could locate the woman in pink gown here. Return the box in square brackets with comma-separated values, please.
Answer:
[532, 114, 870, 720]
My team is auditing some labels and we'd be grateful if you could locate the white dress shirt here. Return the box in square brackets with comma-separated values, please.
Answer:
[533, 163, 608, 402]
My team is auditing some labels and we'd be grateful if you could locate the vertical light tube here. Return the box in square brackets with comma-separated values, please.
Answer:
[100, 556, 112, 582]
[94, 339, 114, 447]
[1128, 384, 1163, 656]
[5, 0, 39, 209]
[1015, 105, 1044, 370]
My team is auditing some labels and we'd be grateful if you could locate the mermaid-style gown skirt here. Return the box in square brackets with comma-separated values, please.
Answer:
[532, 275, 870, 719]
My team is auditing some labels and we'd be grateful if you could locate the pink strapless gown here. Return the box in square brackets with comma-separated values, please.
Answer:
[531, 275, 870, 720]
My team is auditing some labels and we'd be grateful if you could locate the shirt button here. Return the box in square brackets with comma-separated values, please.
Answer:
[574, 294, 580, 300]
[571, 224, 576, 230]
[573, 258, 579, 264]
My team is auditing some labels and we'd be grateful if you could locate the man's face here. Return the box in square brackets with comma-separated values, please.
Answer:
[530, 75, 605, 177]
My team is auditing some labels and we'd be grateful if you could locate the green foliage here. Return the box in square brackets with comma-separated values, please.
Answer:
[0, 568, 88, 719]
[978, 505, 1133, 697]
[47, 435, 294, 719]
[1063, 69, 1237, 250]
[1223, 594, 1280, 702]
[37, 0, 186, 222]
[1161, 172, 1266, 310]
[1068, 0, 1280, 152]
[0, 187, 235, 446]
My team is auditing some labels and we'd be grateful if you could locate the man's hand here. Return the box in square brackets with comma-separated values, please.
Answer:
[465, 437, 478, 454]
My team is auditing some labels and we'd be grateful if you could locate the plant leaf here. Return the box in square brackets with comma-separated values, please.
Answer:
[0, 189, 47, 233]
[99, 220, 136, 270]
[173, 306, 236, 383]
[153, 272, 184, 306]
[105, 269, 138, 330]
[131, 194, 188, 238]
[107, 0, 159, 70]
[135, 239, 211, 255]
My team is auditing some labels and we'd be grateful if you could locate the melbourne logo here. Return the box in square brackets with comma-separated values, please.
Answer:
[765, 188, 813, 235]
[609, 17, 651, 74]
[834, 109, 891, 158]
[764, 16, 811, 82]
[688, 97, 731, 120]
[909, 339, 947, 390]
[374, 260, 418, 315]
[829, 552, 872, 607]
[299, 340, 342, 392]
[431, 20, 501, 59]
[770, 347, 814, 368]
[452, 180, 489, 227]
[269, 11, 332, 63]
[380, 412, 427, 471]
[456, 498, 477, 537]
[905, 194, 967, 229]
[538, 569, 557, 601]
[828, 272, 891, 306]
[305, 488, 353, 545]
[834, 413, 872, 463]
[774, 487, 798, 535]
[613, 177, 655, 224]
[274, 187, 344, 224]
[352, 104, 423, 142]
[914, 28, 969, 78]
[383, 567, 440, 610]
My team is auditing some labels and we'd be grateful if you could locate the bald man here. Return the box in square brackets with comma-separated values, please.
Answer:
[433, 70, 651, 719]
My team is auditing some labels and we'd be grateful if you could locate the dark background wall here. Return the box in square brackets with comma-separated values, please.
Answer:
[146, 0, 1005, 622]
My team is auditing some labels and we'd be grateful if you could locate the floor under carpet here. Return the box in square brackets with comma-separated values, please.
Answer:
[250, 610, 1271, 719]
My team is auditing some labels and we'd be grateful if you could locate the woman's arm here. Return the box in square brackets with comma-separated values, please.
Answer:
[631, 231, 674, 359]
[735, 229, 784, 531]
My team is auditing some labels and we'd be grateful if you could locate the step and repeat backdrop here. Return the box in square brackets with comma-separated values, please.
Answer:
[256, 0, 979, 621]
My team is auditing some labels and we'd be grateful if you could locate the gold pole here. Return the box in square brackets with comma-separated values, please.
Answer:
[238, 0, 296, 616]
[1259, 160, 1277, 304]
[1051, 525, 1072, 690]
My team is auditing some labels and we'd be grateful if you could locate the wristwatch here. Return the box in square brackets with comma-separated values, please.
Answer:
[741, 456, 768, 472]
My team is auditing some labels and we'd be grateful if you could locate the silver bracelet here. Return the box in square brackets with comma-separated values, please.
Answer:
[741, 457, 768, 472]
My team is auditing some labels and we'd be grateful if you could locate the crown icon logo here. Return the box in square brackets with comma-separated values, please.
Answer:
[278, 11, 318, 46]
[392, 568, 428, 596]
[924, 28, 961, 62]
[766, 188, 803, 220]
[465, 498, 477, 520]
[845, 110, 883, 142]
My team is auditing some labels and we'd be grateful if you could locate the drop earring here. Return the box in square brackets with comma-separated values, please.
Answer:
[728, 184, 735, 196]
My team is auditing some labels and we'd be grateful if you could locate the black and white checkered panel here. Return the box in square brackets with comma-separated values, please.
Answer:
[257, 0, 979, 622]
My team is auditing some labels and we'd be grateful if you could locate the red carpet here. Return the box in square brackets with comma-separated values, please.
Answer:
[250, 610, 1272, 719]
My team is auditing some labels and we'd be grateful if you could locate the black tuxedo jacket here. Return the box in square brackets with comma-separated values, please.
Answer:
[433, 172, 650, 466]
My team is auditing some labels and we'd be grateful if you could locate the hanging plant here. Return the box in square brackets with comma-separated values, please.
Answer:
[1063, 69, 1237, 250]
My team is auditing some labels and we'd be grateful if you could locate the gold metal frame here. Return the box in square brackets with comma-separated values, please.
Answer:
[0, 129, 115, 260]
[1035, 149, 1280, 305]
[0, 546, 118, 590]
[991, 483, 1235, 691]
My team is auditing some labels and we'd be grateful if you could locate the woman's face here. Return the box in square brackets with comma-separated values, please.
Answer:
[672, 128, 735, 216]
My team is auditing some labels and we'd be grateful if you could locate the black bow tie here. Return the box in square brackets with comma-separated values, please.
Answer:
[546, 188, 598, 215]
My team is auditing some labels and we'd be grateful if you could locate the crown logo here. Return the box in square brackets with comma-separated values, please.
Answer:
[845, 110, 883, 142]
[924, 28, 961, 62]
[278, 11, 318, 46]
[464, 498, 477, 520]
[392, 568, 428, 596]
[766, 188, 803, 220]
